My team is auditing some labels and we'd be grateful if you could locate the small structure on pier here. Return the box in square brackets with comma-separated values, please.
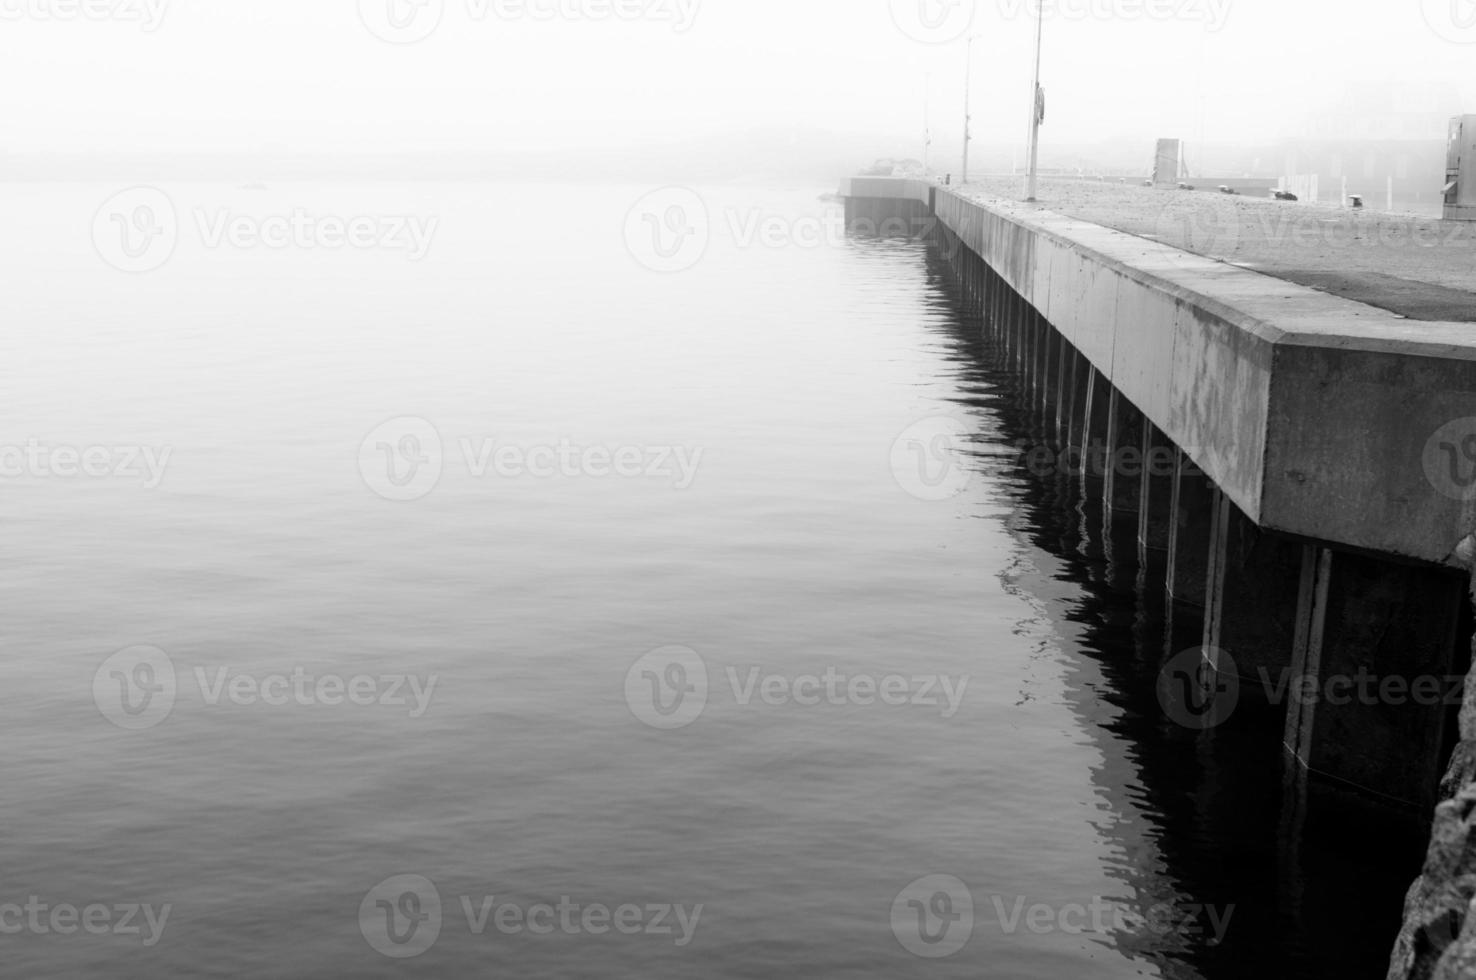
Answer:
[1152, 139, 1182, 188]
[1444, 114, 1476, 221]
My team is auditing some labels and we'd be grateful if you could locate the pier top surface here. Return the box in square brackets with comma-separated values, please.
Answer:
[843, 174, 1476, 565]
[958, 177, 1476, 323]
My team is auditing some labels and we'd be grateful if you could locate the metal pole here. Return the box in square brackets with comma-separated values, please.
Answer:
[1025, 1, 1044, 201]
[962, 37, 974, 185]
[924, 73, 932, 173]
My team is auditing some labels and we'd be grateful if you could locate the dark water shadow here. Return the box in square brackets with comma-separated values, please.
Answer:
[908, 242, 1427, 980]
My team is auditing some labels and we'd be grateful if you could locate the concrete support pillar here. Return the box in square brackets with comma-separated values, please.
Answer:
[959, 248, 971, 312]
[1074, 367, 1111, 564]
[1026, 320, 1042, 426]
[998, 285, 1010, 352]
[1019, 309, 1033, 400]
[1138, 423, 1175, 559]
[1011, 295, 1022, 365]
[994, 273, 1005, 333]
[1100, 390, 1145, 583]
[1164, 449, 1215, 656]
[1038, 324, 1054, 425]
[997, 279, 1008, 340]
[1015, 297, 1027, 372]
[1102, 391, 1144, 518]
[1059, 349, 1083, 451]
[978, 260, 990, 326]
[1004, 285, 1016, 349]
[1075, 368, 1112, 493]
[984, 261, 994, 324]
[980, 259, 988, 322]
[1202, 488, 1304, 692]
[1167, 449, 1215, 608]
[1076, 366, 1098, 487]
[1026, 312, 1039, 389]
[1283, 547, 1468, 810]
[974, 256, 986, 322]
[1082, 368, 1111, 465]
[1053, 340, 1070, 448]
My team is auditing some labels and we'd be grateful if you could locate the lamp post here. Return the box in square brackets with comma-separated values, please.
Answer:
[924, 73, 932, 173]
[962, 35, 980, 185]
[1024, 1, 1044, 201]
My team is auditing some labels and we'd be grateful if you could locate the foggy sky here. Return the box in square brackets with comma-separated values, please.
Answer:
[2, 0, 1472, 158]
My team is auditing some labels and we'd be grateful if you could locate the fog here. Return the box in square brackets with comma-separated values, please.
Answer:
[2, 0, 1473, 179]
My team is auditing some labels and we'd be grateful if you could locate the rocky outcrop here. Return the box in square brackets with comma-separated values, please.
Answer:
[1388, 791, 1476, 978]
[1389, 576, 1476, 980]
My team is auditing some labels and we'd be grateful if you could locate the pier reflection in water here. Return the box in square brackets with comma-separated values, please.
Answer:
[909, 232, 1427, 979]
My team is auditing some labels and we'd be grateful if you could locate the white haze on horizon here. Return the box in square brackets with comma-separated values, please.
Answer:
[0, 0, 1472, 167]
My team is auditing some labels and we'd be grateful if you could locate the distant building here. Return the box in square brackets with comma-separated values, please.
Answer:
[1279, 80, 1462, 211]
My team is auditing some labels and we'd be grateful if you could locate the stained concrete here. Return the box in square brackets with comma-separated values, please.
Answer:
[955, 176, 1476, 322]
[842, 176, 1476, 569]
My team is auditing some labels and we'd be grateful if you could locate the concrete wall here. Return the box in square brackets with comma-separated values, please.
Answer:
[839, 176, 1476, 977]
[843, 176, 1476, 567]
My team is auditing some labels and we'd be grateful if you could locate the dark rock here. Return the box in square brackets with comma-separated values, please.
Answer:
[1432, 902, 1476, 979]
[1460, 668, 1476, 741]
[1441, 743, 1476, 803]
[1388, 790, 1476, 979]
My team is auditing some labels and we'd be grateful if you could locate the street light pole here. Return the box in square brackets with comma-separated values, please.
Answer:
[924, 73, 932, 173]
[962, 35, 978, 185]
[1024, 1, 1044, 201]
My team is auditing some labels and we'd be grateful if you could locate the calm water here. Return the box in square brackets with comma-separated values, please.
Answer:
[0, 182, 1423, 978]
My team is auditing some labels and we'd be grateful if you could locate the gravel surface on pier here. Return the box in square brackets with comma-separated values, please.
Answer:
[958, 177, 1476, 322]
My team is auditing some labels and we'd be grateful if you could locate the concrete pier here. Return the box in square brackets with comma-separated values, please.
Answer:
[844, 175, 1476, 974]
[1138, 423, 1175, 559]
[1283, 551, 1467, 810]
[1167, 454, 1214, 609]
[1202, 492, 1303, 695]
